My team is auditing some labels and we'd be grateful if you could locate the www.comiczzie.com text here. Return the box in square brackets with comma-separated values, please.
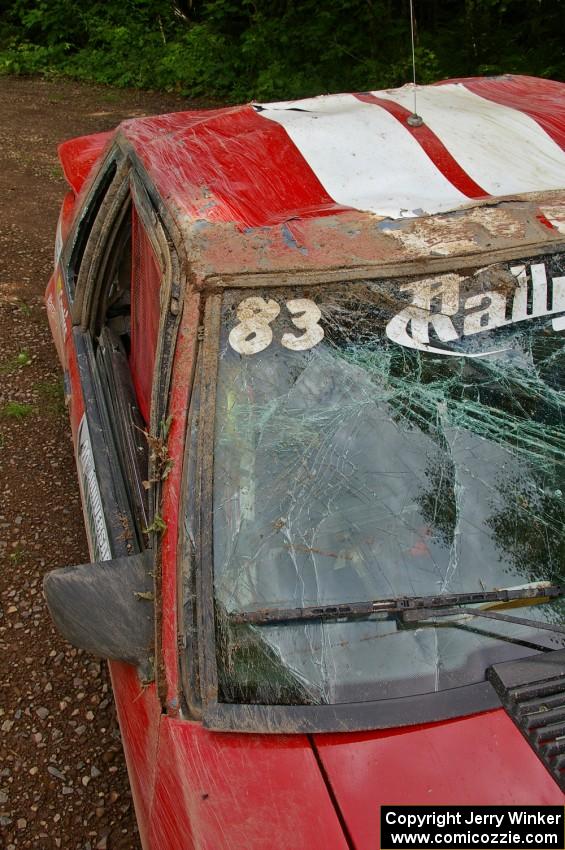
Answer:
[381, 806, 564, 849]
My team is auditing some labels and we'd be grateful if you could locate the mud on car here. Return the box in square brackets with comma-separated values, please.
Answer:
[45, 75, 565, 849]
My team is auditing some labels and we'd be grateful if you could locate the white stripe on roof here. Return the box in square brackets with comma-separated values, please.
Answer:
[257, 93, 469, 218]
[374, 83, 565, 196]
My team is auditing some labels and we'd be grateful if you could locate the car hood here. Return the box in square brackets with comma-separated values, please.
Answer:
[313, 707, 564, 849]
[149, 716, 350, 850]
[149, 707, 562, 850]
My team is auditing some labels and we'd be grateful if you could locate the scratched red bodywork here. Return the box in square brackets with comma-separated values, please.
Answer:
[45, 75, 565, 849]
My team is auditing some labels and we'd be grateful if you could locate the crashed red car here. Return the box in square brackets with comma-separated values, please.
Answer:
[44, 75, 565, 849]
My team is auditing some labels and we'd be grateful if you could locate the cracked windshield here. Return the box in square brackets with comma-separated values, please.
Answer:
[210, 251, 565, 706]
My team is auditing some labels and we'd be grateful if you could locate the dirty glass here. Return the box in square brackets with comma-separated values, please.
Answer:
[210, 251, 565, 706]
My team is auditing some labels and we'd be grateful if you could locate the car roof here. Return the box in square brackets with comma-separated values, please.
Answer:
[59, 74, 565, 287]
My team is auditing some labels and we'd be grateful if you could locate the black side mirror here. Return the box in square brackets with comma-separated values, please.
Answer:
[43, 551, 154, 681]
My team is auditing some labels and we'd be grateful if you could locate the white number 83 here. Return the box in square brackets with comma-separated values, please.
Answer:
[228, 297, 324, 355]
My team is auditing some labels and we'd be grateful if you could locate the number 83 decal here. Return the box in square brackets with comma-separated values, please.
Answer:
[228, 297, 324, 355]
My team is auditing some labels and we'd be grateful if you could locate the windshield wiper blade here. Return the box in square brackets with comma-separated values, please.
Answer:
[228, 584, 565, 625]
[401, 605, 565, 637]
[402, 614, 565, 653]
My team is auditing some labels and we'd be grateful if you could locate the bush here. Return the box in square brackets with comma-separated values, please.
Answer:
[0, 0, 563, 100]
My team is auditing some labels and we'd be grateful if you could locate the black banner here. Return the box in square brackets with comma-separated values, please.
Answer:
[381, 806, 564, 849]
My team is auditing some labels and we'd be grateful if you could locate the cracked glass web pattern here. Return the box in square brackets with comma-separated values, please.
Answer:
[209, 253, 565, 706]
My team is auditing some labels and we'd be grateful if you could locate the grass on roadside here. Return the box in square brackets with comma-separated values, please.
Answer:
[0, 349, 33, 374]
[1, 401, 34, 419]
[36, 378, 65, 416]
[9, 545, 26, 566]
[18, 301, 32, 317]
[50, 163, 64, 181]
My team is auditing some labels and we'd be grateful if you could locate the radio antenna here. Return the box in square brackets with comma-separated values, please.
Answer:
[407, 0, 423, 127]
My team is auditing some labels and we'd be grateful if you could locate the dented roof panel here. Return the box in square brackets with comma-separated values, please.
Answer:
[114, 74, 565, 227]
[436, 75, 565, 152]
[56, 76, 565, 284]
[119, 105, 347, 227]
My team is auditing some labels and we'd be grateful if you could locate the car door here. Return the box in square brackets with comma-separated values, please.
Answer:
[52, 150, 181, 845]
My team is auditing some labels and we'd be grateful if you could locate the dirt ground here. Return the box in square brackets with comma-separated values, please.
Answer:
[0, 75, 210, 850]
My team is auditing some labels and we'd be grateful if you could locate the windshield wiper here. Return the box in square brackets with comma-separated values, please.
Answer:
[228, 584, 565, 625]
[401, 605, 565, 636]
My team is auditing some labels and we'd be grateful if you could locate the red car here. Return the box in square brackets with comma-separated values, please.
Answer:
[45, 75, 565, 849]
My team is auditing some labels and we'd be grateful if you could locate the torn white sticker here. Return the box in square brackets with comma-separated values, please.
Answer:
[540, 205, 565, 234]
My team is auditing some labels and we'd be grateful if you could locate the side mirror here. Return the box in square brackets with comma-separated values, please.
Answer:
[43, 551, 154, 681]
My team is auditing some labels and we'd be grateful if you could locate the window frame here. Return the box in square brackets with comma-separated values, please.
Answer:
[66, 149, 188, 697]
[178, 348, 204, 720]
[64, 150, 125, 316]
[180, 255, 565, 732]
[71, 159, 182, 497]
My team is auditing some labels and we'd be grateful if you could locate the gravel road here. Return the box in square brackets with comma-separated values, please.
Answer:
[0, 75, 206, 850]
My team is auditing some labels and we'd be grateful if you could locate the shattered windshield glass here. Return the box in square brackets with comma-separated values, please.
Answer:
[209, 251, 565, 706]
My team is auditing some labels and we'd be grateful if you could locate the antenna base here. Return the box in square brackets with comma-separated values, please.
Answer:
[407, 113, 424, 127]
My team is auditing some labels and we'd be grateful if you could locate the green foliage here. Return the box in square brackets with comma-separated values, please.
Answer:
[35, 378, 65, 417]
[0, 349, 32, 374]
[1, 401, 34, 419]
[0, 0, 564, 100]
[143, 513, 167, 534]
